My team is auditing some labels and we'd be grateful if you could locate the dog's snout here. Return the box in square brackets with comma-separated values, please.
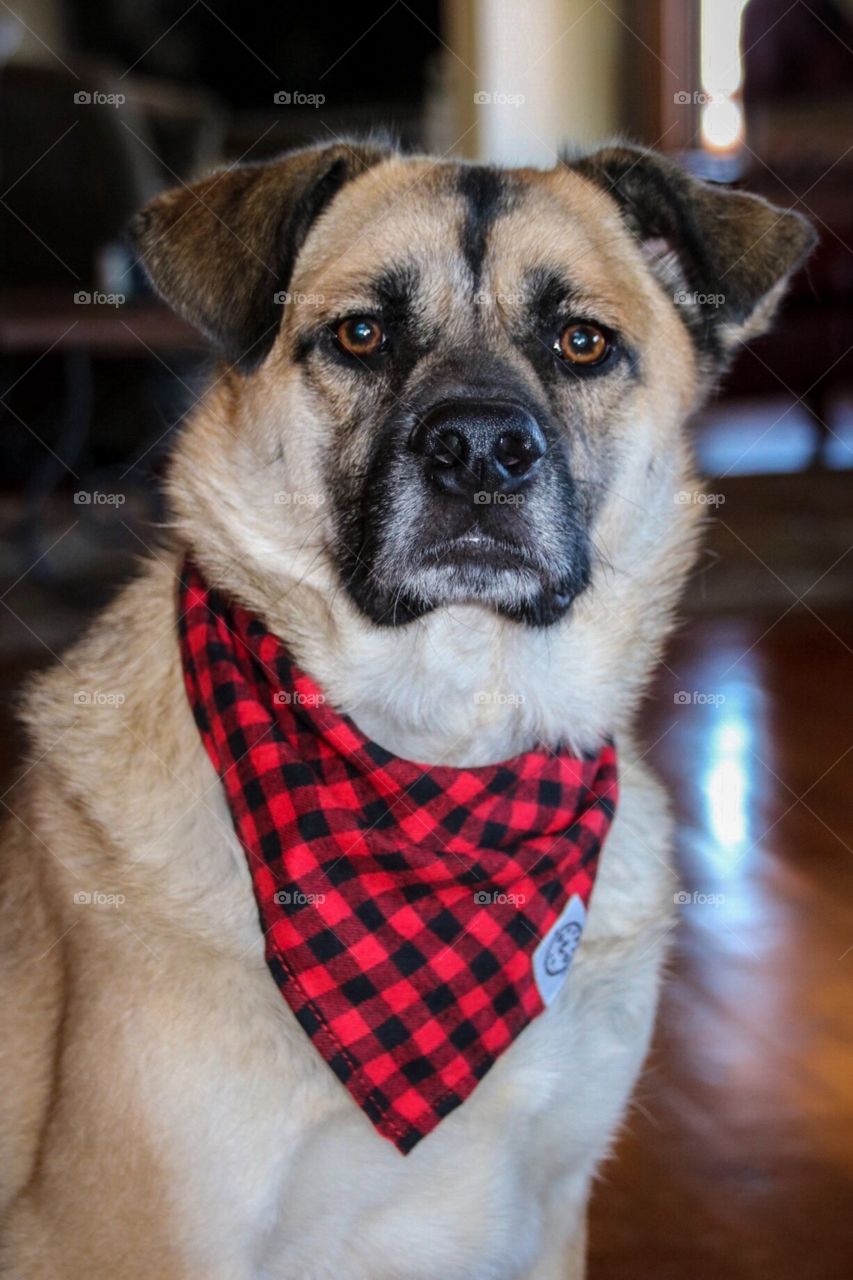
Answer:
[410, 400, 546, 498]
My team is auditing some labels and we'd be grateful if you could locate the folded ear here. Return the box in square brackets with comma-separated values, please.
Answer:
[570, 144, 816, 363]
[130, 139, 391, 370]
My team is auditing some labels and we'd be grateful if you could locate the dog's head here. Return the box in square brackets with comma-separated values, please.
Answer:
[134, 140, 813, 637]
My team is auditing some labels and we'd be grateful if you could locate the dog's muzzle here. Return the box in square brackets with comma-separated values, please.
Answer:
[333, 387, 591, 628]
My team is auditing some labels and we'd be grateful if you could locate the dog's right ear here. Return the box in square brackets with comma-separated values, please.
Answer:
[130, 140, 390, 371]
[569, 144, 816, 366]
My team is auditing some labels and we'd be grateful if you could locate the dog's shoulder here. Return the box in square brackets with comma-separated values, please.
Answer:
[15, 551, 208, 850]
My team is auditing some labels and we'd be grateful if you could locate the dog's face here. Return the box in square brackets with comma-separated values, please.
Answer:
[283, 159, 678, 629]
[135, 141, 814, 633]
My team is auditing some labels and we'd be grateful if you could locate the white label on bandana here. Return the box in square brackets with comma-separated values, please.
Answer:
[533, 894, 586, 1006]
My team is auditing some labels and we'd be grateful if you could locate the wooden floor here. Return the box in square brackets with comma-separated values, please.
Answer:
[589, 609, 853, 1279]
[1, 592, 852, 1275]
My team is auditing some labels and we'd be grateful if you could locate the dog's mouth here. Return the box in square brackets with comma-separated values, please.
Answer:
[419, 529, 534, 573]
[336, 520, 590, 629]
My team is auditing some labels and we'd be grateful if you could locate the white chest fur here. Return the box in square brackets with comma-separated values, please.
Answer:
[130, 755, 673, 1280]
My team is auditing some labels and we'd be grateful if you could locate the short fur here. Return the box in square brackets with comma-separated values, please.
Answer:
[0, 139, 813, 1278]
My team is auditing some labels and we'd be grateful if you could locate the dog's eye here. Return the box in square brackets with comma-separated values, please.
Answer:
[555, 322, 610, 366]
[335, 316, 385, 357]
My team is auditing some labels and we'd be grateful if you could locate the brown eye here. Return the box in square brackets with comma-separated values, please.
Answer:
[335, 316, 384, 357]
[557, 322, 609, 366]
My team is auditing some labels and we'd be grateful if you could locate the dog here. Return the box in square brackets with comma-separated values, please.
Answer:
[0, 139, 813, 1279]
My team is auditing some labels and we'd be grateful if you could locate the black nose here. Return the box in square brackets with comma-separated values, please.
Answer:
[409, 400, 547, 499]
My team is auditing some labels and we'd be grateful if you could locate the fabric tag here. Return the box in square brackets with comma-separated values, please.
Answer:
[532, 894, 586, 1006]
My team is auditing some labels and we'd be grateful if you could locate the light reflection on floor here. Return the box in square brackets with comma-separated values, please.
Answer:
[654, 637, 777, 946]
[703, 706, 752, 865]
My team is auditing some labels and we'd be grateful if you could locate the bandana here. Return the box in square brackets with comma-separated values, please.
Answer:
[178, 562, 618, 1153]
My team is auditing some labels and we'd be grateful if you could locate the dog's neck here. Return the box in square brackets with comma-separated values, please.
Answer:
[279, 599, 581, 767]
[172, 553, 687, 767]
[180, 546, 660, 768]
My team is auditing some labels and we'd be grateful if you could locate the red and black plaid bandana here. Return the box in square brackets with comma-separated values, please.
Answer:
[178, 562, 618, 1153]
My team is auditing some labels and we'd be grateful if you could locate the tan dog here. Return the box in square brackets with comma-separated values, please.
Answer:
[0, 140, 813, 1279]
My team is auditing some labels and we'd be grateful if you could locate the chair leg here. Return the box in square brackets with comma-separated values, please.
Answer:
[802, 383, 833, 469]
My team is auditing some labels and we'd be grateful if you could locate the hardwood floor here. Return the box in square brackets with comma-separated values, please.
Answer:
[589, 610, 853, 1279]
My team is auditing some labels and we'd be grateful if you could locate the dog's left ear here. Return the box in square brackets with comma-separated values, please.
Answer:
[570, 144, 816, 363]
[130, 140, 391, 370]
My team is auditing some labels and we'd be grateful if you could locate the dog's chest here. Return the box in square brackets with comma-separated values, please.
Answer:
[139, 745, 672, 1279]
[183, 918, 664, 1280]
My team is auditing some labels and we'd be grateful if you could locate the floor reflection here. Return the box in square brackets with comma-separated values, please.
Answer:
[590, 609, 853, 1280]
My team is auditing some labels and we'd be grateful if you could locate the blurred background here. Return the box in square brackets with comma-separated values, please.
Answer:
[0, 2, 851, 1275]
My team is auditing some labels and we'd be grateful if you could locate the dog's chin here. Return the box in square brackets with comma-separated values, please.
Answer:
[341, 537, 591, 629]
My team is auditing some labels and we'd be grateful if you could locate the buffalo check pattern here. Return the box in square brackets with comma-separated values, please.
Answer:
[178, 562, 618, 1153]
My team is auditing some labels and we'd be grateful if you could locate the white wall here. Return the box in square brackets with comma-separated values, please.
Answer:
[440, 0, 625, 164]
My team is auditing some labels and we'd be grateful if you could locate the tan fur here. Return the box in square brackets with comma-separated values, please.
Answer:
[0, 145, 809, 1278]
